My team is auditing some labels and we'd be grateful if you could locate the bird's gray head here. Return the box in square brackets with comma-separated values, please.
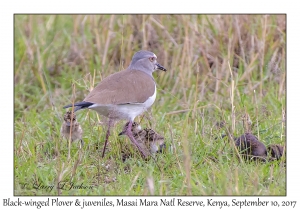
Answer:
[128, 50, 166, 75]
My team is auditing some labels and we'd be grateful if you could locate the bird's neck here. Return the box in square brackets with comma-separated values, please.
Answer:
[127, 66, 154, 78]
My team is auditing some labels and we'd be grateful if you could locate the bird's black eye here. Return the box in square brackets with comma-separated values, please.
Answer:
[149, 57, 155, 62]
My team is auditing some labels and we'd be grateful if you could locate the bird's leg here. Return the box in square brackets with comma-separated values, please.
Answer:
[125, 120, 148, 158]
[102, 119, 112, 158]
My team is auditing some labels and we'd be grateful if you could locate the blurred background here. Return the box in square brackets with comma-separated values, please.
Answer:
[14, 15, 285, 117]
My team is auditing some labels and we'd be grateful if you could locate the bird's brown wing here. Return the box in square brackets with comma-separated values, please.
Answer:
[84, 70, 155, 105]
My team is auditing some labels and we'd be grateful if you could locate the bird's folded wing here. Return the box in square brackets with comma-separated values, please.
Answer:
[84, 70, 155, 105]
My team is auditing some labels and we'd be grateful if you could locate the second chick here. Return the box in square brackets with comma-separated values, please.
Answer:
[119, 122, 166, 157]
[61, 111, 83, 146]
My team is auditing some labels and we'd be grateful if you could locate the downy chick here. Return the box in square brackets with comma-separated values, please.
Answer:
[119, 122, 166, 156]
[61, 111, 83, 146]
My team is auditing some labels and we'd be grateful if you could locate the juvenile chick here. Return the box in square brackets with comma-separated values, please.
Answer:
[234, 133, 267, 161]
[60, 111, 83, 146]
[119, 122, 166, 157]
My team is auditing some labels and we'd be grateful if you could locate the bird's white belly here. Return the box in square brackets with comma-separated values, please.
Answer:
[89, 87, 156, 121]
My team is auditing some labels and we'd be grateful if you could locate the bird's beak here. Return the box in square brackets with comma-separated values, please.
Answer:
[66, 122, 71, 126]
[118, 131, 125, 136]
[156, 63, 166, 71]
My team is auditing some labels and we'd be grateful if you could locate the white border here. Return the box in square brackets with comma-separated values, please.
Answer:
[2, 0, 299, 209]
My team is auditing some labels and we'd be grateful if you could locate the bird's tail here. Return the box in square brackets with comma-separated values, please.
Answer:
[63, 101, 94, 112]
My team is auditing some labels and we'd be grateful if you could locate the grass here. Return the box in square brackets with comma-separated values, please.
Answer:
[14, 14, 286, 195]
